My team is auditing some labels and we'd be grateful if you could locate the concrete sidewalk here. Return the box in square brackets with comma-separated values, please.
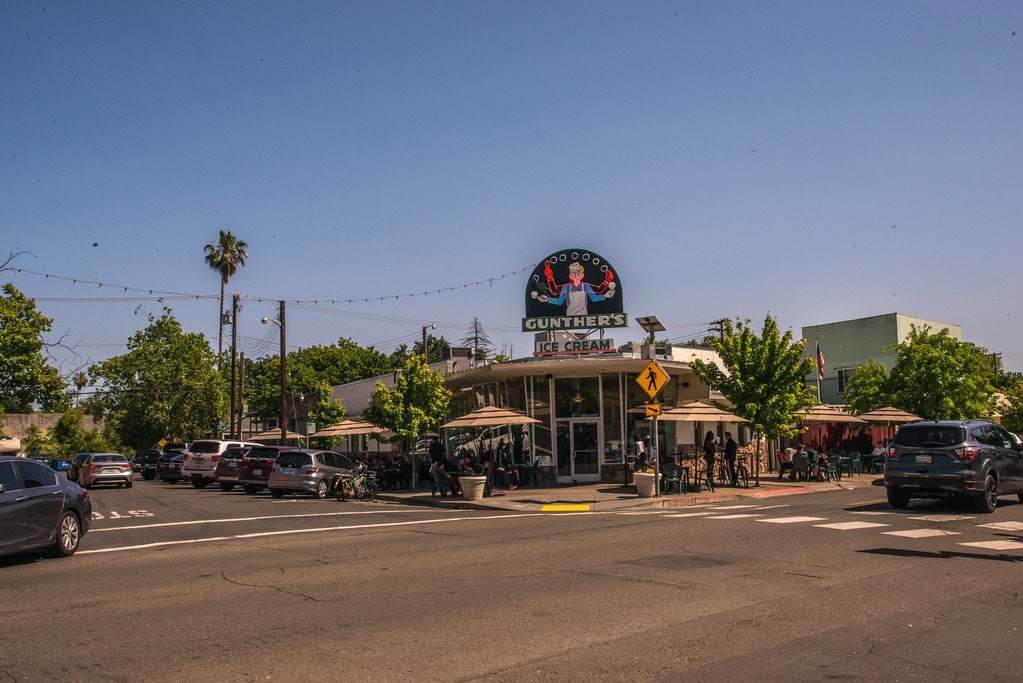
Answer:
[375, 473, 885, 512]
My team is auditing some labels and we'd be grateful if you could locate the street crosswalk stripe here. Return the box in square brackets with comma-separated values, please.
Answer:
[708, 514, 762, 519]
[706, 505, 759, 510]
[756, 516, 827, 524]
[751, 505, 790, 511]
[665, 512, 714, 518]
[909, 514, 975, 523]
[851, 511, 894, 516]
[977, 521, 1023, 531]
[882, 529, 961, 538]
[959, 540, 1023, 551]
[813, 521, 890, 530]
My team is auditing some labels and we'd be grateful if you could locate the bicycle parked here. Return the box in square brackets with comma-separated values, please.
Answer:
[717, 454, 750, 488]
[332, 463, 379, 501]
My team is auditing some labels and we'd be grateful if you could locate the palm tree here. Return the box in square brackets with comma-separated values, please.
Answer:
[203, 230, 248, 359]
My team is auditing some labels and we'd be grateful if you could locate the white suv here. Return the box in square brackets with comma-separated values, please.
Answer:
[181, 439, 261, 488]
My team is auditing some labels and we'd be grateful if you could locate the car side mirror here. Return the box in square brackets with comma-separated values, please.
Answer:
[0, 483, 6, 494]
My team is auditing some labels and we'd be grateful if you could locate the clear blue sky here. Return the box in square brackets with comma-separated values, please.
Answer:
[3, 1, 1021, 377]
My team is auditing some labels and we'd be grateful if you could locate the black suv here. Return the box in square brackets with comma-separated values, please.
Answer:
[136, 449, 163, 480]
[884, 419, 1023, 513]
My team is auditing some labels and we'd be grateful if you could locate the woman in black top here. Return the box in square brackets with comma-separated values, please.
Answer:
[702, 431, 717, 490]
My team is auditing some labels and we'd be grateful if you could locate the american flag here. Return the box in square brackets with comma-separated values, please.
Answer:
[816, 341, 825, 381]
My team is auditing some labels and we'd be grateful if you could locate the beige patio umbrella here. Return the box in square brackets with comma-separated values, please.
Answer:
[793, 404, 866, 451]
[312, 420, 385, 438]
[656, 400, 749, 423]
[248, 428, 305, 443]
[856, 406, 923, 442]
[856, 406, 923, 423]
[439, 406, 540, 429]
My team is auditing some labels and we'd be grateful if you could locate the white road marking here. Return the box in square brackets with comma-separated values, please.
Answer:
[706, 505, 759, 510]
[976, 521, 1023, 531]
[708, 514, 762, 519]
[89, 509, 448, 533]
[664, 512, 714, 518]
[756, 516, 827, 524]
[882, 529, 961, 538]
[813, 521, 889, 530]
[79, 513, 546, 555]
[958, 540, 1023, 551]
[909, 514, 975, 523]
[850, 511, 893, 516]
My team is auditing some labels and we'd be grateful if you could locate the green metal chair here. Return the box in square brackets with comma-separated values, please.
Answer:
[823, 455, 842, 482]
[792, 452, 810, 481]
[662, 462, 687, 495]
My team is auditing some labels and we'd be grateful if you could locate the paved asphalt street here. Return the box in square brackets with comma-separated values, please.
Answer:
[3, 476, 1022, 681]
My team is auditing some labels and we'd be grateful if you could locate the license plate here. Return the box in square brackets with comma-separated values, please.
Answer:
[253, 469, 262, 476]
[915, 454, 932, 464]
[284, 468, 296, 475]
[227, 462, 238, 469]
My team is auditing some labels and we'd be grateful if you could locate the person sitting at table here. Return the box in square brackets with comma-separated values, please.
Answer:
[429, 460, 452, 497]
[815, 449, 830, 481]
[778, 447, 795, 480]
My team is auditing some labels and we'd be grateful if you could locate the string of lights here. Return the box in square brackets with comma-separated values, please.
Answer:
[10, 264, 531, 306]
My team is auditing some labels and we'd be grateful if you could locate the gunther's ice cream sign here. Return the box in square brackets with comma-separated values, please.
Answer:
[523, 248, 627, 356]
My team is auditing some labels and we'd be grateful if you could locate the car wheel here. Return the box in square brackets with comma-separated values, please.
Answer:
[886, 487, 910, 509]
[126, 478, 133, 488]
[1018, 492, 1023, 504]
[142, 472, 155, 481]
[270, 488, 284, 498]
[51, 511, 82, 557]
[243, 485, 259, 495]
[219, 482, 234, 492]
[315, 479, 329, 499]
[974, 474, 998, 513]
[191, 479, 207, 489]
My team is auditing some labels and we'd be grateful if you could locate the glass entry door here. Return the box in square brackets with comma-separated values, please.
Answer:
[556, 419, 600, 483]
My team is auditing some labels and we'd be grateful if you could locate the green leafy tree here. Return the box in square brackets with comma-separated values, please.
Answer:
[203, 229, 248, 359]
[0, 283, 65, 411]
[21, 424, 56, 454]
[690, 315, 817, 468]
[885, 326, 995, 420]
[308, 380, 345, 431]
[844, 359, 891, 414]
[51, 409, 112, 457]
[244, 338, 393, 424]
[997, 377, 1023, 434]
[363, 355, 452, 457]
[89, 310, 223, 450]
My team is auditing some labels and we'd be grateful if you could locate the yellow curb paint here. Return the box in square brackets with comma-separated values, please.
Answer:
[541, 504, 592, 512]
[847, 499, 887, 508]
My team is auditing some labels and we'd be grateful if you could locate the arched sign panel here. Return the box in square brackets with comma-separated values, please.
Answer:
[523, 248, 628, 355]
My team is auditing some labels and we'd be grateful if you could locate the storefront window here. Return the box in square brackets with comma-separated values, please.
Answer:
[554, 377, 600, 417]
[530, 375, 552, 465]
[602, 373, 624, 463]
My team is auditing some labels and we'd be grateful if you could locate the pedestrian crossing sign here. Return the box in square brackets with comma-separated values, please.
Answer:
[637, 360, 669, 398]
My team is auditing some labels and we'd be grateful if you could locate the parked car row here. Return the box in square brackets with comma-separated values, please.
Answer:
[67, 452, 133, 489]
[151, 440, 357, 499]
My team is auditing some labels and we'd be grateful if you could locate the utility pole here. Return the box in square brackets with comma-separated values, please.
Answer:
[710, 318, 727, 342]
[237, 351, 245, 440]
[229, 294, 239, 440]
[279, 300, 286, 444]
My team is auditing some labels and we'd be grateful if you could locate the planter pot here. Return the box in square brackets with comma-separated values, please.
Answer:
[459, 475, 487, 501]
[634, 472, 658, 498]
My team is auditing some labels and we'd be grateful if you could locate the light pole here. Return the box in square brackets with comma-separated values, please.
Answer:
[261, 300, 287, 445]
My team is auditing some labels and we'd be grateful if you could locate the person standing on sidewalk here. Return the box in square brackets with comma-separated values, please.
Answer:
[724, 432, 738, 487]
[702, 431, 717, 489]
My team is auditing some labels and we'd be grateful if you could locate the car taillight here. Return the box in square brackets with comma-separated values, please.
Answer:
[955, 446, 980, 460]
[89, 464, 98, 470]
[887, 447, 896, 458]
[182, 454, 189, 462]
[272, 464, 281, 473]
[306, 466, 319, 474]
[212, 454, 220, 462]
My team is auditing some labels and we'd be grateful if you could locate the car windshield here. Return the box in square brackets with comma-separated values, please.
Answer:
[894, 426, 965, 448]
[92, 455, 122, 463]
[276, 453, 312, 468]
[189, 441, 221, 454]
[221, 448, 247, 460]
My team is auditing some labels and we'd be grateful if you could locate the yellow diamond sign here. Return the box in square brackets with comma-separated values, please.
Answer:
[637, 360, 670, 398]
[645, 402, 661, 417]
